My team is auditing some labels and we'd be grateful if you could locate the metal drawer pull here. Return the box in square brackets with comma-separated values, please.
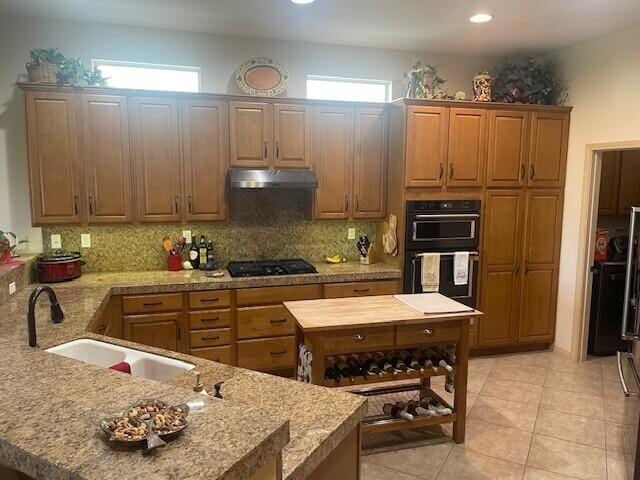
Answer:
[201, 336, 220, 341]
[352, 334, 366, 341]
[270, 318, 288, 324]
[617, 351, 640, 397]
[422, 328, 434, 336]
[270, 350, 288, 355]
[142, 301, 163, 306]
[201, 317, 220, 322]
[200, 298, 220, 303]
[353, 288, 370, 293]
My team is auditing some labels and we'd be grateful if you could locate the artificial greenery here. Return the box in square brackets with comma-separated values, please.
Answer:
[404, 61, 465, 100]
[26, 48, 107, 86]
[492, 56, 567, 105]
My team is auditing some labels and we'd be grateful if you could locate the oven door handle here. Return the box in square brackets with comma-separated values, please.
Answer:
[617, 350, 640, 397]
[413, 214, 480, 219]
[411, 253, 479, 296]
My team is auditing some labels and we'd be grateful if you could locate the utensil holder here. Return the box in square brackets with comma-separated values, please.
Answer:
[360, 245, 374, 265]
[167, 253, 182, 271]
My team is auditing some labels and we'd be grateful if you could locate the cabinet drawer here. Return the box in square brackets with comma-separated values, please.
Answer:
[237, 336, 295, 370]
[236, 284, 322, 306]
[396, 322, 461, 346]
[122, 293, 183, 314]
[324, 327, 394, 354]
[323, 280, 398, 299]
[237, 305, 294, 339]
[189, 310, 231, 330]
[188, 290, 231, 309]
[189, 328, 231, 348]
[189, 346, 232, 365]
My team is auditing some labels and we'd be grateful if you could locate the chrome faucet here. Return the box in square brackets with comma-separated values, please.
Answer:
[27, 286, 64, 347]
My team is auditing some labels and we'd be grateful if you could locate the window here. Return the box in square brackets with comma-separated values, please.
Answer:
[306, 75, 392, 103]
[92, 60, 201, 92]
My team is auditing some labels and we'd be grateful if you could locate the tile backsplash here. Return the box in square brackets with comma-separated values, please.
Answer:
[43, 190, 378, 273]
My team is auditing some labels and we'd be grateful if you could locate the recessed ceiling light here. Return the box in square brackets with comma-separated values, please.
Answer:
[470, 13, 493, 23]
[291, 0, 315, 4]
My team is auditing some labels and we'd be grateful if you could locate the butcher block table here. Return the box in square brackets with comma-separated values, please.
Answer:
[284, 294, 483, 443]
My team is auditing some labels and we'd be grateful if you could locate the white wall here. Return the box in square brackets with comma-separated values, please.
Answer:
[0, 15, 496, 252]
[552, 24, 640, 352]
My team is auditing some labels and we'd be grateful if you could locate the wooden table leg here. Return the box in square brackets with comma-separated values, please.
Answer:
[453, 318, 470, 443]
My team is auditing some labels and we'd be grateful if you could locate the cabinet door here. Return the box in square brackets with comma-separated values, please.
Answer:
[486, 110, 529, 187]
[478, 190, 525, 347]
[404, 106, 448, 188]
[182, 100, 228, 222]
[122, 312, 181, 352]
[528, 111, 569, 187]
[598, 151, 621, 215]
[352, 107, 387, 219]
[617, 150, 640, 215]
[25, 92, 83, 225]
[519, 190, 563, 343]
[312, 106, 353, 219]
[447, 108, 487, 187]
[229, 101, 273, 168]
[80, 95, 133, 224]
[129, 97, 181, 222]
[273, 103, 311, 169]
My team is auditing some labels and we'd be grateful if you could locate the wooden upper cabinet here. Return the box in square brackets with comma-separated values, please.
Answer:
[528, 111, 569, 187]
[80, 95, 132, 224]
[273, 103, 311, 169]
[447, 108, 487, 187]
[129, 97, 182, 223]
[352, 107, 387, 219]
[598, 151, 621, 216]
[479, 190, 525, 347]
[313, 106, 353, 219]
[181, 100, 228, 222]
[404, 106, 448, 188]
[617, 150, 640, 216]
[229, 101, 273, 168]
[486, 110, 529, 187]
[523, 190, 563, 266]
[25, 92, 83, 225]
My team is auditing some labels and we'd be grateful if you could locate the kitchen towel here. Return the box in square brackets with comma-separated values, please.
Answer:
[454, 251, 469, 285]
[420, 253, 440, 292]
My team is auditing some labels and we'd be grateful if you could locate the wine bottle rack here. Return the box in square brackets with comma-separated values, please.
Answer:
[323, 365, 455, 388]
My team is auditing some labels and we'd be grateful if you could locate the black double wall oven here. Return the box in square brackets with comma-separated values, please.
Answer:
[404, 200, 481, 308]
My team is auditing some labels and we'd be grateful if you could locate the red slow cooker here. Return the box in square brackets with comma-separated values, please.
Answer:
[36, 251, 84, 283]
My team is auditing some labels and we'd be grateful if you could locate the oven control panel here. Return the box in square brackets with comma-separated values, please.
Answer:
[406, 200, 481, 214]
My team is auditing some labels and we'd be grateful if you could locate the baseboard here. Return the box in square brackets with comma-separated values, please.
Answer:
[471, 343, 552, 357]
[552, 344, 572, 358]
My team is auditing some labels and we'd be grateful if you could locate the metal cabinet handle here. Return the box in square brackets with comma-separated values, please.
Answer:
[422, 328, 434, 336]
[174, 195, 179, 214]
[188, 196, 193, 214]
[270, 350, 288, 355]
[530, 165, 535, 180]
[73, 195, 79, 215]
[617, 351, 640, 397]
[142, 301, 163, 306]
[524, 261, 529, 274]
[439, 163, 444, 179]
[353, 288, 370, 293]
[514, 260, 520, 275]
[345, 195, 349, 211]
[202, 336, 220, 341]
[352, 334, 366, 341]
[200, 298, 220, 303]
[270, 318, 288, 324]
[449, 164, 454, 179]
[264, 141, 268, 159]
[520, 164, 526, 180]
[355, 196, 359, 212]
[201, 317, 219, 322]
[88, 195, 94, 215]
[275, 141, 280, 159]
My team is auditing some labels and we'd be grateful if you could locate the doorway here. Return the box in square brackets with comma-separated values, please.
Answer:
[574, 141, 640, 361]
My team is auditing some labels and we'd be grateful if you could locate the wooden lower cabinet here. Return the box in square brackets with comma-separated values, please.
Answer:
[190, 345, 232, 364]
[519, 267, 557, 342]
[122, 312, 183, 352]
[237, 336, 296, 370]
[323, 280, 399, 298]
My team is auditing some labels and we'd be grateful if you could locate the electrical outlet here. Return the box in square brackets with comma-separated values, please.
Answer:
[182, 230, 192, 242]
[348, 228, 356, 240]
[50, 234, 62, 249]
[81, 233, 91, 248]
[8, 282, 16, 296]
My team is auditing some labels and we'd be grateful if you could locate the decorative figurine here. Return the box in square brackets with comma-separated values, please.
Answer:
[472, 71, 494, 102]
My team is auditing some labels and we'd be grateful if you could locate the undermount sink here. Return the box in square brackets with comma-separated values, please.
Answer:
[45, 339, 195, 382]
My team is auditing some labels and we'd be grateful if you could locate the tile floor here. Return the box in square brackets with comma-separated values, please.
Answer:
[361, 350, 638, 480]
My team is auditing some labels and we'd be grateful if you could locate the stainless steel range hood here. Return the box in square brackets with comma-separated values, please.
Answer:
[229, 169, 318, 189]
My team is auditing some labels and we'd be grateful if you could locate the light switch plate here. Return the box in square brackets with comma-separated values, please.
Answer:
[8, 282, 16, 295]
[81, 233, 91, 248]
[348, 228, 356, 240]
[182, 230, 192, 242]
[50, 234, 62, 249]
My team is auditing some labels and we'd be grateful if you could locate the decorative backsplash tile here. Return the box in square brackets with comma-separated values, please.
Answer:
[43, 190, 378, 273]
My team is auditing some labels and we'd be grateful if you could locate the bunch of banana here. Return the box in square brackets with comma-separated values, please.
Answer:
[324, 255, 346, 264]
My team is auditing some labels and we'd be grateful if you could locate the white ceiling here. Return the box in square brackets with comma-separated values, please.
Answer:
[2, 0, 640, 55]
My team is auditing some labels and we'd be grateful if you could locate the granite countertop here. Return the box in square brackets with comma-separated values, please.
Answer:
[0, 262, 389, 480]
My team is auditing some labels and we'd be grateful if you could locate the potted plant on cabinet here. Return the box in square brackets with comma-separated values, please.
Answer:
[26, 48, 64, 83]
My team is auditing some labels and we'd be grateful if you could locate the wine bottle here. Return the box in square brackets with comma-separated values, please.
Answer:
[389, 352, 410, 374]
[420, 398, 452, 416]
[205, 241, 215, 271]
[189, 235, 200, 269]
[445, 372, 455, 393]
[347, 355, 368, 380]
[324, 366, 342, 383]
[400, 350, 423, 373]
[336, 355, 355, 382]
[375, 352, 396, 375]
[360, 353, 383, 377]
[417, 351, 439, 373]
[383, 403, 414, 421]
[407, 400, 436, 417]
[198, 235, 207, 270]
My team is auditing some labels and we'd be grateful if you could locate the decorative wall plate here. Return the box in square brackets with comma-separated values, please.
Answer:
[235, 57, 289, 97]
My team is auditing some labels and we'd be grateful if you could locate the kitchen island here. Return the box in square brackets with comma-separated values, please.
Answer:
[0, 261, 399, 479]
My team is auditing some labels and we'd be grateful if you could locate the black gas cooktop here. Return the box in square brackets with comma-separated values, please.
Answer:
[227, 259, 317, 277]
